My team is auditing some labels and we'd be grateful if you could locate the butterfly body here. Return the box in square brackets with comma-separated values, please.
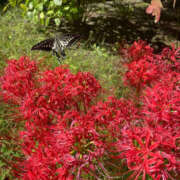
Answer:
[31, 34, 80, 62]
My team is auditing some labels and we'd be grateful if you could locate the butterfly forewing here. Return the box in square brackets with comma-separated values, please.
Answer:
[31, 38, 54, 51]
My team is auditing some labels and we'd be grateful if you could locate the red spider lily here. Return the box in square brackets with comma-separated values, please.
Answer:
[88, 96, 180, 180]
[112, 125, 180, 180]
[1, 46, 180, 180]
[124, 41, 159, 91]
[0, 56, 37, 104]
[124, 58, 159, 89]
[18, 110, 108, 179]
[142, 72, 180, 127]
[124, 41, 180, 92]
[0, 57, 104, 179]
[128, 40, 153, 61]
[161, 45, 180, 72]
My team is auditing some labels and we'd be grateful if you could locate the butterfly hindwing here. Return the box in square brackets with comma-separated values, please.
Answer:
[31, 38, 54, 51]
[52, 34, 80, 55]
[61, 34, 81, 48]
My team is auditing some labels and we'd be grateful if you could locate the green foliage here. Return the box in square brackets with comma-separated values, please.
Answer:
[2, 0, 24, 12]
[20, 0, 84, 26]
[0, 8, 47, 60]
[0, 102, 22, 179]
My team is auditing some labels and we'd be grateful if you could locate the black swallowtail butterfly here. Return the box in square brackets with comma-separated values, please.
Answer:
[31, 34, 81, 62]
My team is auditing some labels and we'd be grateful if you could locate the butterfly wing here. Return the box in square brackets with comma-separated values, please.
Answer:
[60, 34, 81, 49]
[52, 34, 80, 57]
[31, 38, 54, 51]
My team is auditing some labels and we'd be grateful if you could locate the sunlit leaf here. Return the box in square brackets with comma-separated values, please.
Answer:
[40, 12, 45, 19]
[28, 2, 33, 10]
[45, 17, 50, 26]
[37, 3, 43, 11]
[71, 7, 78, 14]
[20, 3, 27, 11]
[64, 6, 70, 11]
[47, 10, 54, 15]
[54, 18, 61, 26]
[54, 0, 62, 6]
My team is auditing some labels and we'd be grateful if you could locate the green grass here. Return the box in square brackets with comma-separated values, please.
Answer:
[0, 102, 22, 180]
[0, 7, 129, 179]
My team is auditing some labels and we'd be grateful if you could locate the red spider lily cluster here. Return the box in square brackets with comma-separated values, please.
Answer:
[124, 40, 180, 91]
[0, 41, 179, 180]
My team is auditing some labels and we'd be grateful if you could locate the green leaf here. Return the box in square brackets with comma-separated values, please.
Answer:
[64, 6, 70, 11]
[25, 0, 30, 6]
[40, 12, 45, 19]
[9, 0, 16, 7]
[27, 11, 33, 18]
[3, 4, 9, 12]
[28, 2, 33, 10]
[45, 17, 50, 26]
[71, 7, 78, 14]
[33, 15, 39, 23]
[54, 0, 62, 6]
[20, 3, 27, 11]
[54, 18, 61, 26]
[32, 9, 37, 16]
[37, 3, 43, 11]
[40, 18, 45, 25]
[47, 10, 54, 15]
[57, 10, 63, 17]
